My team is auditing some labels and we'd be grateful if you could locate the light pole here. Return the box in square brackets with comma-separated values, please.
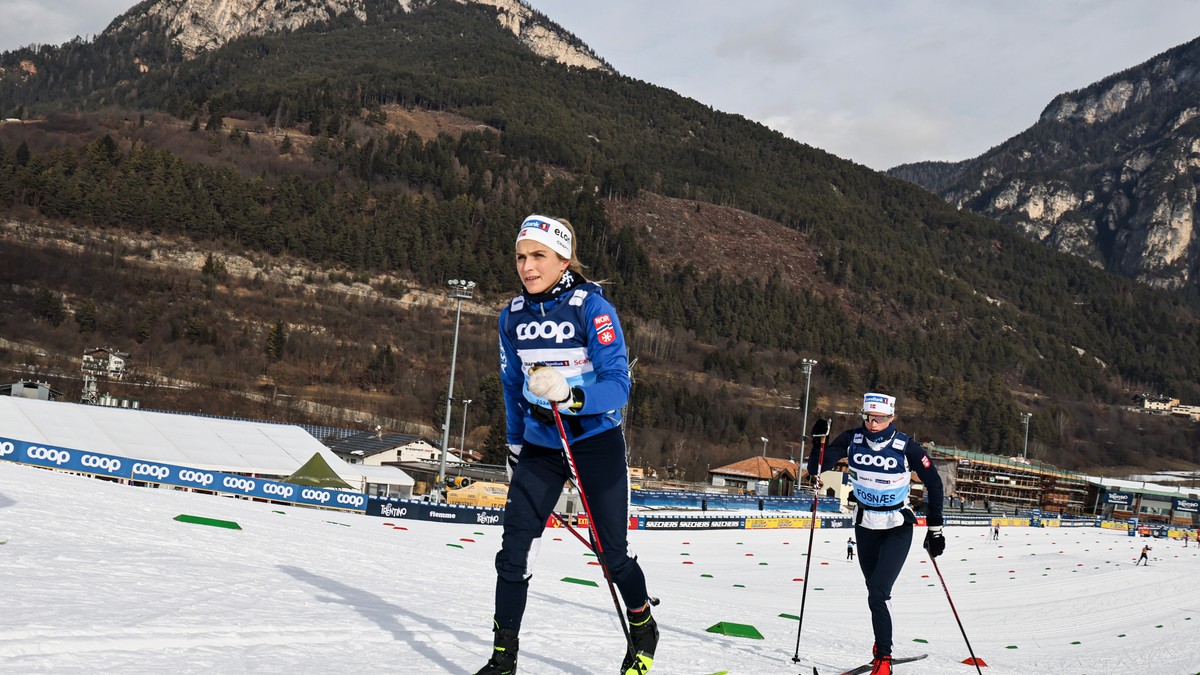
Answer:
[458, 398, 473, 471]
[761, 436, 769, 457]
[1021, 412, 1032, 461]
[798, 358, 817, 465]
[436, 279, 475, 502]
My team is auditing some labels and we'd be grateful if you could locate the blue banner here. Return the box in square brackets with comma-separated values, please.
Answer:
[1174, 497, 1199, 513]
[0, 435, 366, 512]
[367, 497, 503, 525]
[639, 516, 745, 530]
[1104, 492, 1133, 506]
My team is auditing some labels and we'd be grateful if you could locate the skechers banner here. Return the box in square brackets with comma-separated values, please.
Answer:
[638, 516, 745, 530]
[0, 435, 366, 512]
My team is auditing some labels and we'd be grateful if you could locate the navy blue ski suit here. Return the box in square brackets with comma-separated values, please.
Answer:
[808, 423, 944, 656]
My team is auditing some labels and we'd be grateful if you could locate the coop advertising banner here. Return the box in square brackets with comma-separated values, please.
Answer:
[1, 436, 131, 479]
[0, 435, 366, 511]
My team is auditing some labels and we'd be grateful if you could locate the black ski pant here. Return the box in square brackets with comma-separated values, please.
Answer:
[854, 521, 913, 656]
[492, 427, 648, 632]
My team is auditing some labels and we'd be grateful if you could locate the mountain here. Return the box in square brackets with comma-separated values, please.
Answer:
[2, 0, 1200, 474]
[888, 36, 1200, 295]
[105, 0, 607, 68]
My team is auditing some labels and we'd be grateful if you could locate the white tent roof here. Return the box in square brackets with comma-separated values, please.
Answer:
[0, 396, 411, 488]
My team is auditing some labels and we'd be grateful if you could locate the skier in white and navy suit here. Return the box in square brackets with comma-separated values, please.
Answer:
[807, 392, 945, 675]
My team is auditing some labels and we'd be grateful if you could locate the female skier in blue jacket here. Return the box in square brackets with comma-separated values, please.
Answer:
[476, 214, 657, 675]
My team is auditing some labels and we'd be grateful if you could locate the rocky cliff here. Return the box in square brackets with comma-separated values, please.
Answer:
[107, 0, 606, 70]
[889, 37, 1200, 292]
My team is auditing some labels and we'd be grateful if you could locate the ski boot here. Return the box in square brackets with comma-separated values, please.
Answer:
[475, 625, 519, 675]
[869, 654, 893, 675]
[620, 605, 659, 674]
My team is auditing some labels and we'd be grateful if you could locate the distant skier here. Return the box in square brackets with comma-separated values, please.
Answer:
[807, 392, 944, 675]
[1137, 544, 1151, 566]
[992, 524, 1000, 541]
[847, 537, 856, 561]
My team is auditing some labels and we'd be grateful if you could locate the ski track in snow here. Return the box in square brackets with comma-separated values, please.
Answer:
[1, 462, 1198, 674]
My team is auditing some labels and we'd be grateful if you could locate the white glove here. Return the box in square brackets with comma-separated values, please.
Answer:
[506, 444, 522, 481]
[528, 365, 571, 403]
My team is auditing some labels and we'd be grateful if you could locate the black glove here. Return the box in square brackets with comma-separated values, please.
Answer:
[811, 418, 831, 440]
[924, 527, 945, 558]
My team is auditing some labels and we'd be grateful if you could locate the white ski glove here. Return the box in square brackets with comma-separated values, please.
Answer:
[528, 365, 572, 404]
[506, 444, 522, 481]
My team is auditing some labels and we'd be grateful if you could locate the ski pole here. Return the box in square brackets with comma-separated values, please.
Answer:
[549, 511, 660, 607]
[929, 552, 985, 674]
[792, 419, 830, 663]
[551, 406, 635, 652]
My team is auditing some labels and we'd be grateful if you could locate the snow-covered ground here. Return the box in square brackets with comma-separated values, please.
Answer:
[1, 462, 1198, 674]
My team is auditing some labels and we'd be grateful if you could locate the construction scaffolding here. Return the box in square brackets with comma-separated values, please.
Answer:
[928, 446, 1089, 514]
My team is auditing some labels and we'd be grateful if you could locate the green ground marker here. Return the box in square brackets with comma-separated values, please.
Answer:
[733, 584, 745, 588]
[1071, 641, 1081, 645]
[681, 552, 690, 556]
[173, 514, 241, 530]
[474, 532, 484, 535]
[1117, 634, 1126, 638]
[1006, 645, 1019, 649]
[706, 622, 764, 639]
[701, 574, 714, 578]
[272, 510, 286, 514]
[585, 552, 596, 557]
[779, 613, 800, 621]
[759, 562, 768, 566]
[325, 521, 350, 527]
[446, 543, 463, 549]
[1156, 625, 1163, 628]
[913, 638, 928, 644]
[562, 577, 599, 587]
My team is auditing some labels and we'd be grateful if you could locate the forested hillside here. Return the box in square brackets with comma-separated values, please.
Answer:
[2, 0, 1199, 473]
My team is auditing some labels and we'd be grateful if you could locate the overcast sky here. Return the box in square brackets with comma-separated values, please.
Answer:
[3, 1, 1200, 170]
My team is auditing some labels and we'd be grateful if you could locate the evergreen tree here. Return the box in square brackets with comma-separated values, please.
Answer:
[266, 319, 287, 361]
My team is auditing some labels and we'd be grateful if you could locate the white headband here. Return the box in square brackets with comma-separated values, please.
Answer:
[516, 215, 572, 260]
[863, 392, 896, 416]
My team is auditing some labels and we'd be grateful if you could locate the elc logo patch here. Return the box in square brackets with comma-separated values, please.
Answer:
[921, 455, 931, 469]
[594, 314, 615, 345]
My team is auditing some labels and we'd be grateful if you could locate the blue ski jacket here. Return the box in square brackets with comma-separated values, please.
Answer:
[499, 281, 630, 449]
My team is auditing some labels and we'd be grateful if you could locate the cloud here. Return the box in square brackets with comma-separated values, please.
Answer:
[0, 0, 129, 51]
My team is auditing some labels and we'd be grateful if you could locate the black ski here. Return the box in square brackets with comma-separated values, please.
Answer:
[812, 653, 928, 675]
